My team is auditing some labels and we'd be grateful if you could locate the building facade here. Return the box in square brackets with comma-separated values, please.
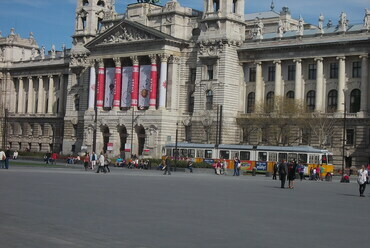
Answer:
[0, 0, 369, 167]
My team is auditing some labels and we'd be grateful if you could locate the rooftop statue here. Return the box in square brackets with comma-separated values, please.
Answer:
[137, 0, 160, 3]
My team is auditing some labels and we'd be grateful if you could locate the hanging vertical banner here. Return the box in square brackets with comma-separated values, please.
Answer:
[121, 67, 133, 108]
[149, 63, 158, 108]
[131, 64, 140, 107]
[88, 66, 96, 109]
[104, 67, 115, 108]
[96, 67, 105, 108]
[113, 66, 122, 108]
[139, 65, 151, 108]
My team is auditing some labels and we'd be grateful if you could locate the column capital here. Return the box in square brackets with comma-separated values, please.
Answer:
[314, 57, 323, 62]
[37, 75, 43, 80]
[130, 55, 139, 65]
[254, 61, 262, 66]
[359, 54, 369, 60]
[168, 55, 180, 64]
[96, 58, 104, 68]
[149, 54, 157, 64]
[113, 57, 121, 67]
[336, 56, 346, 61]
[159, 53, 170, 62]
[273, 60, 281, 64]
[27, 76, 33, 80]
[293, 58, 302, 63]
[48, 74, 54, 79]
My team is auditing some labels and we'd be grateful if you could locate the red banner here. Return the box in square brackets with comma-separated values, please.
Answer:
[96, 67, 105, 107]
[131, 65, 139, 107]
[113, 67, 122, 108]
[149, 63, 158, 107]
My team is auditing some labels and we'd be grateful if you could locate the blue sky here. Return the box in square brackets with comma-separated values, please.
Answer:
[0, 0, 369, 51]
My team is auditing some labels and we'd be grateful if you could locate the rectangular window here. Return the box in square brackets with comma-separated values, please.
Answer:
[220, 150, 230, 159]
[207, 65, 214, 80]
[330, 63, 338, 79]
[269, 152, 277, 162]
[205, 150, 213, 159]
[268, 66, 275, 81]
[288, 65, 296, 81]
[197, 150, 204, 158]
[288, 153, 298, 162]
[188, 149, 195, 158]
[278, 153, 287, 162]
[346, 129, 355, 145]
[308, 64, 317, 80]
[298, 154, 308, 163]
[190, 68, 196, 83]
[249, 67, 256, 82]
[352, 62, 361, 78]
[240, 151, 250, 161]
[258, 152, 267, 162]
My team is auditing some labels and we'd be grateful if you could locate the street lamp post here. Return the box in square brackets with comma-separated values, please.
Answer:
[341, 90, 347, 182]
[175, 122, 178, 172]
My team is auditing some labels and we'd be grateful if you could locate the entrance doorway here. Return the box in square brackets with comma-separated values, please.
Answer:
[101, 126, 110, 154]
[137, 125, 146, 156]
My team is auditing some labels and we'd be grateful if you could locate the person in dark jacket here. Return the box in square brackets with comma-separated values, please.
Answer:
[288, 160, 297, 189]
[279, 160, 288, 188]
[4, 147, 11, 169]
[273, 162, 279, 180]
[163, 156, 171, 175]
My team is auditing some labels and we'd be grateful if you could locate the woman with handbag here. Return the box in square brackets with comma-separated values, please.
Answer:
[357, 165, 368, 197]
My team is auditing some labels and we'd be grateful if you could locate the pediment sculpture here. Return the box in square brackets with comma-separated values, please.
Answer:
[102, 26, 155, 44]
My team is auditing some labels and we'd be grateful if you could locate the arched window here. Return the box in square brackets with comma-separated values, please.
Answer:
[188, 91, 195, 113]
[83, 0, 89, 6]
[286, 91, 294, 99]
[266, 91, 274, 113]
[247, 92, 255, 113]
[350, 89, 361, 113]
[206, 90, 213, 110]
[306, 90, 315, 112]
[97, 0, 105, 7]
[327, 90, 337, 113]
[232, 0, 237, 13]
[213, 0, 220, 12]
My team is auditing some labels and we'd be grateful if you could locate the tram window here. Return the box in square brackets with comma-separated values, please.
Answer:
[269, 152, 277, 162]
[180, 149, 188, 157]
[166, 149, 172, 156]
[258, 152, 267, 161]
[197, 150, 204, 158]
[173, 149, 179, 157]
[205, 150, 213, 159]
[315, 155, 319, 164]
[288, 153, 298, 162]
[298, 154, 308, 163]
[322, 155, 327, 164]
[308, 154, 314, 164]
[220, 150, 230, 159]
[188, 149, 195, 158]
[278, 153, 287, 162]
[240, 151, 250, 160]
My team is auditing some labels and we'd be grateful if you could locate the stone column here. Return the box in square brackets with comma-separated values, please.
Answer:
[159, 54, 169, 109]
[274, 60, 282, 97]
[255, 61, 264, 107]
[315, 57, 324, 112]
[113, 57, 122, 111]
[130, 56, 139, 109]
[360, 55, 368, 112]
[17, 78, 24, 113]
[27, 77, 34, 114]
[37, 76, 44, 114]
[168, 56, 180, 111]
[59, 75, 65, 113]
[337, 56, 346, 112]
[96, 59, 105, 109]
[47, 75, 54, 114]
[294, 59, 303, 101]
[149, 54, 158, 110]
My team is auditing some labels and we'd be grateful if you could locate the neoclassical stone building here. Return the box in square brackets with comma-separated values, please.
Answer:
[0, 0, 369, 167]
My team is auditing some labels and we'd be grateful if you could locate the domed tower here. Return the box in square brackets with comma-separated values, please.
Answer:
[72, 0, 115, 48]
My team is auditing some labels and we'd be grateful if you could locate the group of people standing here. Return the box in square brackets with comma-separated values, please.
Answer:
[0, 147, 11, 169]
[83, 152, 110, 173]
[273, 160, 299, 189]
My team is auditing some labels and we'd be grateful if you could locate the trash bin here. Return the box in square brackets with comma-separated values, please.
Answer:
[252, 168, 257, 176]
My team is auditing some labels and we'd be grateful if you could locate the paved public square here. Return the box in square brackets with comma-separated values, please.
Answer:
[0, 166, 368, 248]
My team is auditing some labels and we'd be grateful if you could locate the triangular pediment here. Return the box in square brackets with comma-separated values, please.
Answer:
[86, 19, 185, 49]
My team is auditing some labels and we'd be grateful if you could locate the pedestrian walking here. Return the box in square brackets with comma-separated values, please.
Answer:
[288, 160, 297, 189]
[297, 162, 304, 181]
[90, 151, 97, 170]
[233, 156, 240, 176]
[272, 162, 278, 180]
[357, 165, 368, 197]
[279, 160, 288, 188]
[4, 147, 11, 169]
[96, 153, 106, 173]
[0, 150, 6, 169]
[13, 150, 18, 160]
[104, 155, 111, 173]
[163, 156, 171, 175]
[187, 159, 193, 173]
[221, 159, 228, 175]
[83, 152, 90, 171]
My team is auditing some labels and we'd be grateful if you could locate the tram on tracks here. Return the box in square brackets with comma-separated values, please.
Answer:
[163, 143, 334, 175]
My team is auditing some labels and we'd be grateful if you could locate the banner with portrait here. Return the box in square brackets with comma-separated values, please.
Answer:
[139, 65, 151, 108]
[104, 67, 115, 108]
[121, 67, 133, 108]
